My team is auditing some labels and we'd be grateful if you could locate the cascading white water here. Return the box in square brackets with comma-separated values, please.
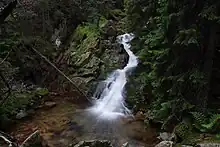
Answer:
[89, 33, 138, 120]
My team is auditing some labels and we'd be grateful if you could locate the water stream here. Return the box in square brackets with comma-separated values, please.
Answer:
[89, 33, 138, 120]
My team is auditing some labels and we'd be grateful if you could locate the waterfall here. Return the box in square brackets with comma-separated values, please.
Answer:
[89, 33, 138, 120]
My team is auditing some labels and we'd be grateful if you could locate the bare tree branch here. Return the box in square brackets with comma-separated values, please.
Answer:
[0, 131, 18, 147]
[0, 48, 12, 65]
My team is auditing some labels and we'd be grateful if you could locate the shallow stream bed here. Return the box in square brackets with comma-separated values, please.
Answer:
[8, 95, 159, 147]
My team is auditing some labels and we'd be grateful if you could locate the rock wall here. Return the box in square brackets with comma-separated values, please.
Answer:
[66, 19, 128, 96]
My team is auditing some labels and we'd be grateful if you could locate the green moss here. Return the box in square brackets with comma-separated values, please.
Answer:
[34, 87, 49, 96]
[1, 92, 35, 116]
[99, 16, 108, 28]
[174, 122, 192, 141]
[0, 88, 49, 128]
[70, 24, 101, 67]
[74, 24, 100, 43]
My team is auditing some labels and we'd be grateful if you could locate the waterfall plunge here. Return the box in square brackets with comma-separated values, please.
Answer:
[89, 33, 138, 120]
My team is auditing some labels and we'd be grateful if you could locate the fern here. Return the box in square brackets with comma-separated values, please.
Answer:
[201, 114, 220, 133]
[190, 112, 207, 124]
[190, 112, 220, 133]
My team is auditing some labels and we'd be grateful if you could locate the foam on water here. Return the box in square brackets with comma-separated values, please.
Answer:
[89, 33, 138, 120]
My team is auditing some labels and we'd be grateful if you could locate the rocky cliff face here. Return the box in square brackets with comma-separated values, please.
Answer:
[66, 19, 129, 96]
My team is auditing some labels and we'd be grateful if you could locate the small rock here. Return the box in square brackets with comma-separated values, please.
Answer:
[50, 92, 59, 96]
[44, 101, 56, 108]
[181, 145, 193, 147]
[55, 38, 61, 47]
[20, 130, 42, 147]
[155, 141, 173, 147]
[16, 110, 28, 119]
[157, 132, 175, 141]
[73, 140, 113, 147]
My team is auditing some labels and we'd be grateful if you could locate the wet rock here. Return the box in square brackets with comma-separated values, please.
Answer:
[16, 110, 28, 119]
[73, 140, 113, 147]
[196, 143, 220, 147]
[157, 132, 175, 141]
[155, 141, 173, 147]
[20, 130, 43, 147]
[118, 44, 125, 54]
[44, 101, 56, 108]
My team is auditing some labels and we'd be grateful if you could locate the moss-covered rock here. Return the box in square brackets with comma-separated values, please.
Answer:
[67, 18, 128, 95]
[34, 88, 49, 96]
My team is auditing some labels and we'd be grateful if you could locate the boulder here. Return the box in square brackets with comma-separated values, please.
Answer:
[44, 101, 56, 108]
[16, 110, 28, 119]
[157, 132, 175, 141]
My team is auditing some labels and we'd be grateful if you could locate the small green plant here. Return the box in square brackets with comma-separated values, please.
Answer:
[0, 88, 49, 128]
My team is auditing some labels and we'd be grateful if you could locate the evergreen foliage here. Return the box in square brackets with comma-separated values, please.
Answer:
[125, 0, 220, 135]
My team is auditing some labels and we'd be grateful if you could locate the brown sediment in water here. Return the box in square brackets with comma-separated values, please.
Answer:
[8, 94, 159, 147]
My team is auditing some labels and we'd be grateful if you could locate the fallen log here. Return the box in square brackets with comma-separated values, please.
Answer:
[30, 47, 91, 103]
